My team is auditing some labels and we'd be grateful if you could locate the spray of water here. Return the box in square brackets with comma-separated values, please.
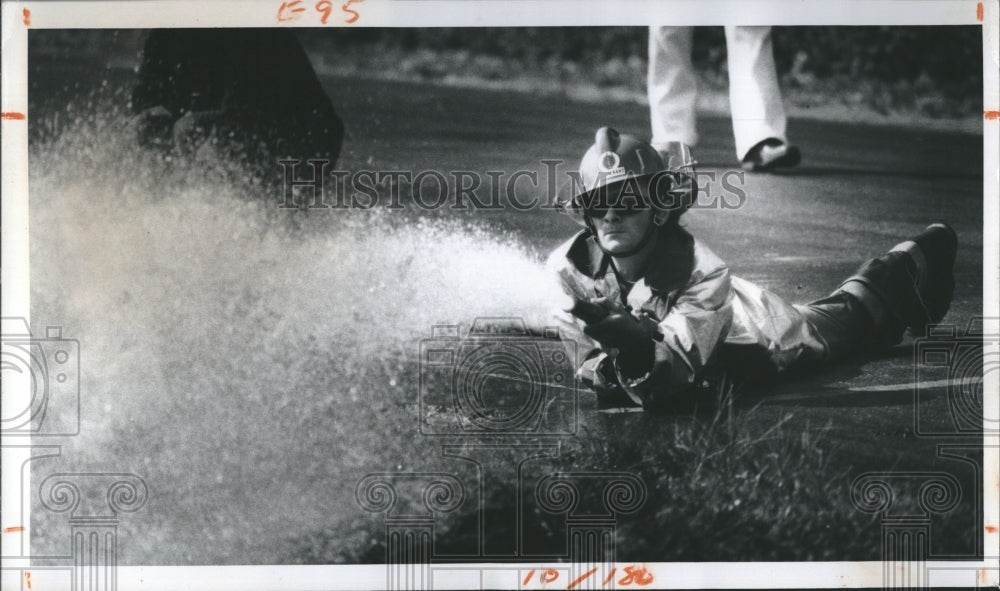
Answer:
[28, 103, 568, 564]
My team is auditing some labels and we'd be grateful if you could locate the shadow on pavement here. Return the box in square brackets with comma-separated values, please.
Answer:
[734, 344, 926, 409]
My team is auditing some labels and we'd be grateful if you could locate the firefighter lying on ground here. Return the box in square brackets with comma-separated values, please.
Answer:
[548, 127, 957, 410]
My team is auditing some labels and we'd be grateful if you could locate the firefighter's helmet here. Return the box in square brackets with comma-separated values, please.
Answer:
[559, 127, 697, 227]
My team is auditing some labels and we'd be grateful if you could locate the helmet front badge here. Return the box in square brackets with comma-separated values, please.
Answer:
[597, 150, 626, 182]
[598, 151, 620, 172]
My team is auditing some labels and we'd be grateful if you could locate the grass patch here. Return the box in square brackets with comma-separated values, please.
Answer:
[279, 383, 896, 563]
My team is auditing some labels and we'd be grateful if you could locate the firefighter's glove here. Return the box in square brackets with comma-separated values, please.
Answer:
[583, 312, 659, 378]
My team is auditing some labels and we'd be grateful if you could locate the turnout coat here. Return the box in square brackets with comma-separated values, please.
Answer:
[547, 227, 829, 406]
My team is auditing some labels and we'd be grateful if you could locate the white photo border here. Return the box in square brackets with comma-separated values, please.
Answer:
[2, 0, 997, 589]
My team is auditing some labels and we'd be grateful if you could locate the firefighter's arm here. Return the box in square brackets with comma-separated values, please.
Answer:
[613, 264, 734, 408]
[548, 303, 615, 391]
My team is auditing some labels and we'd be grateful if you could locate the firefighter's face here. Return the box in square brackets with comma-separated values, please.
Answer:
[591, 206, 656, 255]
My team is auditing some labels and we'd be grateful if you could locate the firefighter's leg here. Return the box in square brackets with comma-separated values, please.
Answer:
[797, 291, 879, 360]
[825, 224, 958, 353]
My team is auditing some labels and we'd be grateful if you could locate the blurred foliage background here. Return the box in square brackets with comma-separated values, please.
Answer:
[31, 26, 983, 120]
[301, 26, 984, 118]
[307, 25, 981, 87]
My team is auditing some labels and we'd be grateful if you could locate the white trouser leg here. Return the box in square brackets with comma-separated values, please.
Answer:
[724, 26, 788, 160]
[648, 26, 698, 147]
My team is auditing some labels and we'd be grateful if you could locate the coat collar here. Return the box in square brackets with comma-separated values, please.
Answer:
[567, 226, 695, 296]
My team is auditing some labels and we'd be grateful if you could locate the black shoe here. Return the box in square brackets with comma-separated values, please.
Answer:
[902, 223, 958, 334]
[741, 138, 801, 172]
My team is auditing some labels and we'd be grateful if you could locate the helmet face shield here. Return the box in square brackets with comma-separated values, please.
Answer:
[657, 140, 698, 212]
[575, 175, 672, 219]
